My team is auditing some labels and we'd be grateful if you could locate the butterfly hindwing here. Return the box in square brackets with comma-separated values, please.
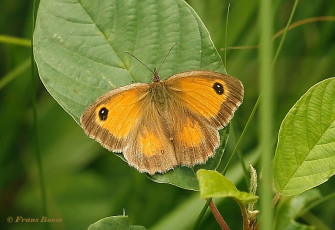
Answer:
[123, 105, 177, 174]
[166, 103, 220, 166]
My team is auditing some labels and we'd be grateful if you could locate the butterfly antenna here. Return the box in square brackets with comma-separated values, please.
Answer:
[157, 43, 178, 71]
[124, 51, 155, 75]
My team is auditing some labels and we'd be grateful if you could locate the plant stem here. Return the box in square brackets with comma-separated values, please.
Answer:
[272, 0, 299, 66]
[222, 96, 260, 175]
[235, 199, 249, 230]
[224, 3, 230, 69]
[300, 212, 331, 230]
[31, 1, 48, 229]
[272, 193, 281, 206]
[208, 200, 230, 230]
[259, 0, 274, 229]
[299, 191, 335, 217]
[0, 58, 31, 90]
[0, 35, 31, 47]
[273, 16, 335, 39]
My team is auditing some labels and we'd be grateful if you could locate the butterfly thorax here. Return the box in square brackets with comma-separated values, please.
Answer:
[148, 80, 175, 142]
[149, 81, 171, 107]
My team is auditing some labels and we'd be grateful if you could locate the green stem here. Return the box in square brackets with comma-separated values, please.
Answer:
[231, 123, 249, 186]
[259, 0, 273, 229]
[224, 4, 230, 69]
[272, 193, 281, 206]
[0, 35, 31, 47]
[272, 0, 299, 66]
[300, 212, 331, 230]
[299, 192, 335, 217]
[0, 58, 31, 90]
[234, 127, 249, 186]
[222, 96, 260, 175]
[31, 0, 48, 228]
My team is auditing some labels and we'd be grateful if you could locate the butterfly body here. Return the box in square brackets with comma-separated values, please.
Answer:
[81, 70, 244, 175]
[149, 81, 171, 107]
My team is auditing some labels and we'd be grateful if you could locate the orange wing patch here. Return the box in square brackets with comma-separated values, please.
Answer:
[176, 117, 204, 147]
[166, 71, 244, 128]
[123, 108, 178, 174]
[80, 83, 149, 152]
[95, 89, 143, 139]
[171, 111, 219, 166]
[176, 77, 228, 119]
[138, 127, 164, 157]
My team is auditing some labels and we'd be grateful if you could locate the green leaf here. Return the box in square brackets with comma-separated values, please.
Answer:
[274, 78, 335, 196]
[274, 190, 320, 230]
[33, 0, 230, 186]
[88, 216, 146, 230]
[33, 0, 225, 123]
[197, 169, 258, 204]
[150, 127, 229, 191]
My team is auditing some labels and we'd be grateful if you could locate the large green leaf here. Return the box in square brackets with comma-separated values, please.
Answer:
[33, 0, 225, 122]
[88, 216, 146, 230]
[33, 0, 231, 186]
[197, 169, 258, 204]
[274, 78, 335, 196]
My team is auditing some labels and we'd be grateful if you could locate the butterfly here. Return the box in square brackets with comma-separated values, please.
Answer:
[80, 69, 244, 175]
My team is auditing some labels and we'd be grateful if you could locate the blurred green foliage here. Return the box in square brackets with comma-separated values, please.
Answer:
[1, 0, 335, 230]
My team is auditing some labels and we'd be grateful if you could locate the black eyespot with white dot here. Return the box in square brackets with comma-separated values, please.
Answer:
[98, 107, 109, 121]
[213, 82, 224, 95]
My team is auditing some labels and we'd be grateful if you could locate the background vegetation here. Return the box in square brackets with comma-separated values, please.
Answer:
[1, 0, 335, 229]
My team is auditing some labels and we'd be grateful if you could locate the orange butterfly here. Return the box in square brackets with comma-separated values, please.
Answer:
[81, 69, 244, 175]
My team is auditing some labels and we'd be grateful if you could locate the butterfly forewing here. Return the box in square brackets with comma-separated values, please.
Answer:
[80, 83, 149, 152]
[166, 70, 244, 128]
